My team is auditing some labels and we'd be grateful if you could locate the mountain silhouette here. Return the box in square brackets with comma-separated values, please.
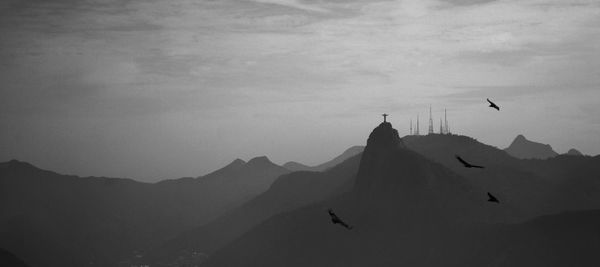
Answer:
[283, 146, 364, 172]
[403, 134, 553, 220]
[351, 122, 491, 220]
[188, 156, 290, 205]
[200, 122, 600, 267]
[142, 154, 362, 266]
[504, 134, 558, 159]
[201, 122, 496, 267]
[565, 148, 583, 156]
[4, 125, 600, 267]
[404, 134, 600, 217]
[0, 157, 288, 267]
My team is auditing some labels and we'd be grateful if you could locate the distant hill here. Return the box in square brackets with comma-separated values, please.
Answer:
[201, 124, 600, 267]
[144, 153, 362, 266]
[283, 146, 364, 172]
[0, 157, 288, 267]
[565, 148, 583, 156]
[504, 134, 558, 159]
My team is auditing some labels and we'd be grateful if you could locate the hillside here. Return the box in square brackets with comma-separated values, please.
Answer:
[144, 153, 362, 266]
[0, 157, 288, 267]
[202, 123, 600, 267]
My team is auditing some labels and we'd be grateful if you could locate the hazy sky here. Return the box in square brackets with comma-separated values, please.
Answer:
[1, 0, 599, 181]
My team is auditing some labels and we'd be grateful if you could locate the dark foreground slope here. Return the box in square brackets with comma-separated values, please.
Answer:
[0, 248, 30, 267]
[205, 205, 600, 267]
[203, 123, 600, 267]
[144, 154, 362, 266]
[0, 157, 288, 267]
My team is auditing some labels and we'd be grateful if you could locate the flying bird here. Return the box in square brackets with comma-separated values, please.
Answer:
[487, 192, 499, 203]
[487, 98, 500, 111]
[328, 209, 352, 230]
[455, 155, 484, 169]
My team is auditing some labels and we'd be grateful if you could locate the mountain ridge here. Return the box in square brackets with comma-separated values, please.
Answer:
[283, 146, 364, 172]
[202, 122, 497, 266]
[143, 153, 363, 266]
[0, 156, 289, 267]
[202, 123, 600, 267]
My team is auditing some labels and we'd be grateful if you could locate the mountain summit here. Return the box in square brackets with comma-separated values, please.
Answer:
[504, 134, 558, 159]
[566, 148, 583, 156]
[353, 121, 407, 197]
[362, 122, 405, 151]
[353, 122, 481, 218]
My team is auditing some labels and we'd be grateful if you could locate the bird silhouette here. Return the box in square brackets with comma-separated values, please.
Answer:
[455, 155, 484, 169]
[487, 192, 499, 203]
[487, 98, 500, 111]
[328, 209, 352, 230]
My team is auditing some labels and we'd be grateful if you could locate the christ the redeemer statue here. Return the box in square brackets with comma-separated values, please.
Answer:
[382, 113, 388, 122]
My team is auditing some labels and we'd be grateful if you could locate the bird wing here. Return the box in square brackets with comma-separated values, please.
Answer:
[456, 155, 468, 166]
[488, 99, 499, 109]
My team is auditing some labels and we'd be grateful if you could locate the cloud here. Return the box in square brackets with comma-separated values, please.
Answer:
[438, 0, 497, 6]
[248, 0, 330, 13]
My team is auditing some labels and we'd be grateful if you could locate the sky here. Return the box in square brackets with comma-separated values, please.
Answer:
[1, 0, 599, 182]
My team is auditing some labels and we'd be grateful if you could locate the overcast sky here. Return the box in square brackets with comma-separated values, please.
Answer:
[1, 0, 599, 182]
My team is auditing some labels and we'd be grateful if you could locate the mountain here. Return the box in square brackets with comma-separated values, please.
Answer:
[174, 156, 291, 207]
[202, 123, 600, 267]
[403, 134, 600, 219]
[4, 124, 600, 267]
[565, 148, 583, 156]
[201, 122, 498, 266]
[0, 157, 288, 267]
[504, 134, 558, 159]
[283, 146, 364, 172]
[402, 134, 557, 219]
[144, 153, 362, 266]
